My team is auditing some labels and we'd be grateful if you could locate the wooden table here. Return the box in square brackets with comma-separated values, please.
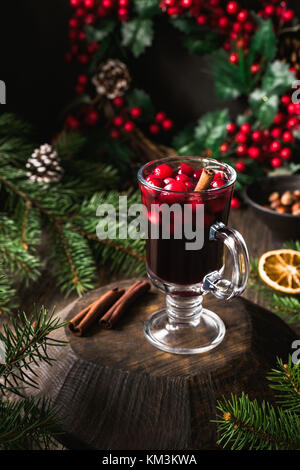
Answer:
[17, 207, 300, 335]
[4, 206, 299, 450]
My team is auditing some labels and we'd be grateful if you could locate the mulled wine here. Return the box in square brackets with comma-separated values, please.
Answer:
[139, 160, 234, 285]
[137, 157, 249, 354]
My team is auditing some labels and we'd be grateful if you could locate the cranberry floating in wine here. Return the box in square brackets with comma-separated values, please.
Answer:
[138, 157, 249, 355]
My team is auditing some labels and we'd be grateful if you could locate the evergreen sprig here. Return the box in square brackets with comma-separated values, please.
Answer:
[0, 306, 66, 396]
[0, 397, 61, 450]
[268, 357, 300, 414]
[0, 114, 145, 304]
[0, 306, 66, 449]
[0, 272, 18, 316]
[215, 392, 300, 450]
[215, 357, 300, 450]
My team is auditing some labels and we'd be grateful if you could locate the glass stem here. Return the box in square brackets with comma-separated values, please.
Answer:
[166, 293, 203, 327]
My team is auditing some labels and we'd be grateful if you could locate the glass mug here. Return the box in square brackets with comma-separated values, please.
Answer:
[138, 157, 249, 355]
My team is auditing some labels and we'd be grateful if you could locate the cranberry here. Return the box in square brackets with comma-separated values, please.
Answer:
[231, 197, 241, 209]
[235, 161, 246, 172]
[240, 123, 251, 134]
[271, 157, 282, 168]
[178, 162, 194, 176]
[236, 144, 248, 156]
[236, 132, 248, 143]
[226, 122, 236, 134]
[282, 131, 294, 143]
[270, 140, 282, 152]
[153, 164, 173, 179]
[185, 181, 195, 191]
[155, 112, 166, 123]
[146, 175, 164, 188]
[271, 128, 282, 139]
[211, 178, 225, 189]
[248, 146, 261, 160]
[213, 171, 225, 181]
[193, 169, 203, 180]
[251, 130, 262, 142]
[281, 95, 291, 106]
[113, 96, 124, 107]
[226, 1, 239, 15]
[159, 181, 187, 204]
[143, 175, 164, 198]
[280, 148, 292, 160]
[176, 173, 190, 183]
[164, 177, 176, 185]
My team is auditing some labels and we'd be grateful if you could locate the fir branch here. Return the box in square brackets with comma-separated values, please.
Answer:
[51, 222, 97, 297]
[0, 271, 18, 316]
[71, 191, 146, 275]
[268, 357, 300, 414]
[0, 236, 41, 285]
[0, 397, 62, 450]
[53, 130, 87, 158]
[215, 393, 300, 450]
[270, 294, 300, 323]
[0, 306, 66, 395]
[282, 240, 300, 251]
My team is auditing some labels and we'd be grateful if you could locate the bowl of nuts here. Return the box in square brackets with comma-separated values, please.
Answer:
[244, 175, 300, 240]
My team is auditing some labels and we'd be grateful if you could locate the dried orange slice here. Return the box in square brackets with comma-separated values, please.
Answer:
[258, 249, 300, 294]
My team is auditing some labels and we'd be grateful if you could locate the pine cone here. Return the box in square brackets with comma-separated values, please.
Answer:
[26, 144, 63, 183]
[92, 59, 131, 99]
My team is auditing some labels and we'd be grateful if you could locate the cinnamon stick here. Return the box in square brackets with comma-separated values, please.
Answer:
[99, 280, 151, 329]
[69, 287, 125, 336]
[195, 169, 214, 191]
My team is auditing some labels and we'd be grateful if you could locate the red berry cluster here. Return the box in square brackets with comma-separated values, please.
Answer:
[160, 0, 296, 63]
[149, 112, 174, 135]
[64, 106, 100, 130]
[110, 96, 138, 138]
[221, 90, 300, 170]
[143, 163, 233, 216]
[66, 0, 130, 64]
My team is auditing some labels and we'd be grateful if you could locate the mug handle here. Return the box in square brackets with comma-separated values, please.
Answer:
[202, 222, 250, 300]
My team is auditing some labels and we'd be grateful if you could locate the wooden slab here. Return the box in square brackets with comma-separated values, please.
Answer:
[24, 279, 297, 450]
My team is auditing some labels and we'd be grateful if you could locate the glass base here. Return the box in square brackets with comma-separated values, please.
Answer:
[144, 308, 225, 355]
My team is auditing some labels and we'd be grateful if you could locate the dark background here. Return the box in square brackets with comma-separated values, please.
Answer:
[1, 1, 300, 139]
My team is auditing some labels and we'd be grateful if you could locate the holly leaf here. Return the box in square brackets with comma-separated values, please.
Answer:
[183, 33, 220, 55]
[133, 0, 160, 17]
[172, 124, 195, 154]
[261, 61, 295, 95]
[170, 17, 200, 34]
[250, 19, 277, 62]
[121, 18, 154, 57]
[213, 50, 246, 100]
[126, 89, 154, 120]
[249, 89, 279, 128]
[194, 109, 230, 152]
[85, 19, 116, 42]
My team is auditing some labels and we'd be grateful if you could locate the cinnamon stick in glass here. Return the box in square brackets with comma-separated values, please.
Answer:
[195, 169, 214, 191]
[69, 287, 125, 336]
[99, 280, 151, 329]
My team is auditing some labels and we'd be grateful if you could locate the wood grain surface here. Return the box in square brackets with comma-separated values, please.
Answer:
[3, 206, 300, 450]
[24, 278, 296, 450]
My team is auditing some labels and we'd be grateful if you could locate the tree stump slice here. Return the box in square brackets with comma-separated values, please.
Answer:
[25, 278, 297, 450]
